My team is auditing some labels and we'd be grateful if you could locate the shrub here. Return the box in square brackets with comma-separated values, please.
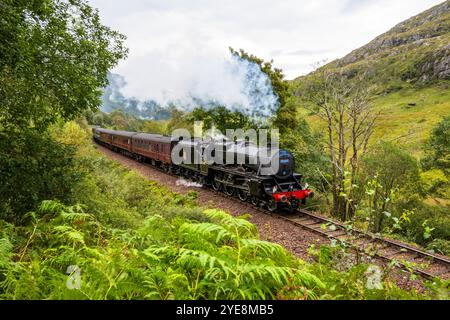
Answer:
[0, 130, 80, 223]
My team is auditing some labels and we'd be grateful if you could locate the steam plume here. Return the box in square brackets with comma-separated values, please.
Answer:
[113, 50, 279, 118]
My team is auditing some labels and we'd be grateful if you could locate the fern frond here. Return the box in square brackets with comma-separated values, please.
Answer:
[38, 200, 65, 215]
[240, 239, 286, 258]
[203, 209, 257, 237]
[52, 225, 85, 245]
[238, 264, 291, 285]
[143, 245, 178, 263]
[179, 223, 237, 244]
[176, 249, 233, 278]
[0, 238, 13, 268]
[294, 270, 326, 289]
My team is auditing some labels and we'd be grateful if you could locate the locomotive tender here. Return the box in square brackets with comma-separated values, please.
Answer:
[92, 127, 313, 212]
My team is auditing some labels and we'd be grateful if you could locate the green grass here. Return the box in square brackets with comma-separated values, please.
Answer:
[369, 83, 450, 156]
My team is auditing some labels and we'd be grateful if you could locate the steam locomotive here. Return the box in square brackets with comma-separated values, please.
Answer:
[92, 127, 313, 212]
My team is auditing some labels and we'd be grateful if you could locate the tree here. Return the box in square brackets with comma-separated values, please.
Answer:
[422, 116, 450, 177]
[167, 107, 191, 134]
[229, 48, 297, 133]
[0, 0, 127, 220]
[188, 106, 256, 133]
[358, 141, 421, 232]
[0, 0, 128, 133]
[300, 69, 377, 221]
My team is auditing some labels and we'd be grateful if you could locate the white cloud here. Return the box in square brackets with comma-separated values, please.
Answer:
[88, 0, 444, 106]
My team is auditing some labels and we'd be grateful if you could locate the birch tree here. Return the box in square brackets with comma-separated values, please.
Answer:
[300, 69, 377, 221]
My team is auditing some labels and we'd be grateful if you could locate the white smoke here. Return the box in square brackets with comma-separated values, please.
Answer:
[115, 48, 279, 118]
[176, 178, 203, 188]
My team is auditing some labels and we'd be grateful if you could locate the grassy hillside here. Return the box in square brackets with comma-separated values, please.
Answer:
[292, 1, 450, 155]
[370, 83, 450, 155]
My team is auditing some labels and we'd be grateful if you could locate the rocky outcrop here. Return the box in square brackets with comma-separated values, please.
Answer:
[338, 1, 450, 70]
[419, 43, 450, 81]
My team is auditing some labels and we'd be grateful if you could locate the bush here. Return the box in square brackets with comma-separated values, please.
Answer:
[0, 130, 80, 223]
[357, 141, 422, 233]
[392, 200, 450, 246]
[426, 239, 450, 256]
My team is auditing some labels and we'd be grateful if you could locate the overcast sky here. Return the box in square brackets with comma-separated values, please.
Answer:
[87, 0, 444, 105]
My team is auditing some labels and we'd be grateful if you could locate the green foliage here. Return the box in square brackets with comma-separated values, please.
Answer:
[3, 200, 439, 300]
[353, 138, 449, 250]
[302, 243, 447, 300]
[420, 169, 449, 199]
[0, 201, 319, 300]
[426, 239, 450, 256]
[0, 0, 127, 133]
[188, 106, 257, 133]
[0, 130, 80, 222]
[165, 105, 260, 136]
[423, 116, 450, 174]
[394, 200, 450, 249]
[141, 119, 169, 135]
[85, 109, 169, 134]
[357, 141, 422, 232]
[166, 107, 193, 133]
[0, 0, 127, 222]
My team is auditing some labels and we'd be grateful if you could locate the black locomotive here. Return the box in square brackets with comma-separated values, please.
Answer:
[93, 127, 313, 212]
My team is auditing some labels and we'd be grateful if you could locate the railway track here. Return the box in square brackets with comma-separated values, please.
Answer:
[100, 143, 450, 282]
[280, 210, 450, 280]
[210, 188, 450, 281]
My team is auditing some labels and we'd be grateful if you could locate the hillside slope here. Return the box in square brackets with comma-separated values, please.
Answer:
[292, 1, 450, 154]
